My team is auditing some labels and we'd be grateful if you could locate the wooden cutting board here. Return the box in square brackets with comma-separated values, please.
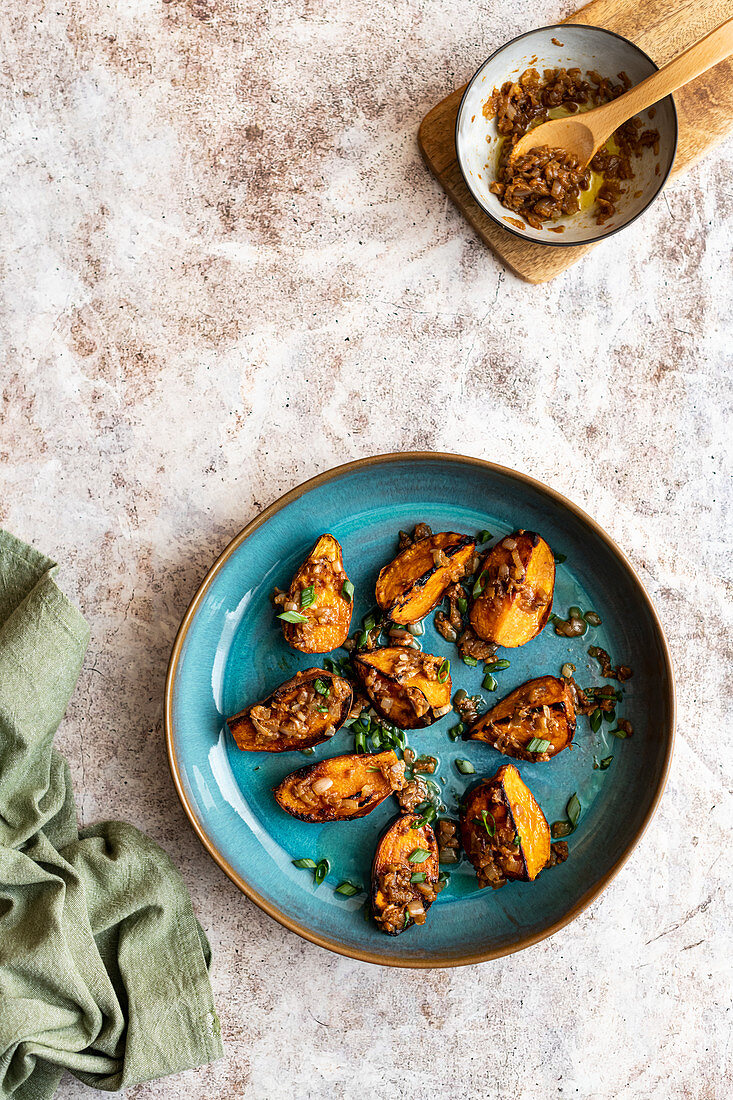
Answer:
[418, 0, 733, 283]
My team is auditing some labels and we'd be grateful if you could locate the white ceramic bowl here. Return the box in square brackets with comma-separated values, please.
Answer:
[455, 24, 678, 247]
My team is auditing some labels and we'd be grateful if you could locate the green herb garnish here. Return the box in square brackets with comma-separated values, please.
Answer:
[566, 793, 581, 827]
[335, 880, 360, 896]
[354, 730, 367, 754]
[478, 529, 493, 542]
[314, 858, 330, 886]
[482, 672, 497, 692]
[363, 612, 376, 632]
[513, 833, 521, 846]
[457, 597, 468, 614]
[408, 848, 430, 864]
[448, 722, 464, 741]
[300, 585, 316, 609]
[410, 872, 427, 883]
[609, 727, 629, 739]
[455, 759, 475, 774]
[341, 579, 354, 602]
[484, 659, 511, 672]
[526, 737, 551, 753]
[300, 747, 315, 756]
[278, 610, 308, 623]
[313, 678, 330, 696]
[474, 809, 496, 838]
[554, 552, 567, 564]
[437, 659, 450, 683]
[463, 656, 478, 668]
[292, 858, 317, 869]
[438, 871, 450, 884]
[315, 705, 329, 713]
[599, 755, 613, 770]
[472, 570, 489, 597]
[589, 708, 602, 733]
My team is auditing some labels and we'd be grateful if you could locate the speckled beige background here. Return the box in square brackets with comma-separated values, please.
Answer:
[1, 1, 732, 1097]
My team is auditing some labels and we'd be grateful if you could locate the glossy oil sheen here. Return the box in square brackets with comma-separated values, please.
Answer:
[167, 456, 674, 966]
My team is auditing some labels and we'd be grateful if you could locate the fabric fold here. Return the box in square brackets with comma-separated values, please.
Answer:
[0, 531, 223, 1099]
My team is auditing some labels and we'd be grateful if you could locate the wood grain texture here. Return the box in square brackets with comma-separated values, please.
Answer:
[418, 0, 733, 284]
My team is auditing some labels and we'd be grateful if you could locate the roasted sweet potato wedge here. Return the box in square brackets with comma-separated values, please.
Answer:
[352, 646, 452, 729]
[470, 530, 555, 647]
[371, 814, 440, 934]
[460, 764, 550, 889]
[227, 668, 352, 752]
[274, 750, 406, 822]
[465, 675, 575, 761]
[376, 532, 476, 624]
[278, 534, 352, 653]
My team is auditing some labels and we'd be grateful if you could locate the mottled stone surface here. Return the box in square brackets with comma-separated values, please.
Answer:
[1, 1, 731, 1097]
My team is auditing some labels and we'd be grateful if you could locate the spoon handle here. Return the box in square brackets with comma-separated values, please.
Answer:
[599, 16, 733, 130]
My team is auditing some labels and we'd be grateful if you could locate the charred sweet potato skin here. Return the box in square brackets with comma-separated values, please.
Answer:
[469, 531, 555, 648]
[353, 646, 451, 730]
[371, 815, 440, 935]
[460, 764, 550, 887]
[227, 668, 352, 752]
[376, 532, 476, 624]
[465, 675, 575, 761]
[281, 534, 352, 653]
[274, 750, 405, 822]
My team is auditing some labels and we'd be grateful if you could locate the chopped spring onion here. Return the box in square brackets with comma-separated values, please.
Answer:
[300, 747, 315, 756]
[341, 579, 354, 602]
[314, 858, 330, 886]
[410, 872, 427, 883]
[526, 737, 551, 753]
[482, 672, 497, 692]
[313, 678, 330, 696]
[408, 848, 430, 864]
[448, 722, 464, 741]
[478, 529, 493, 542]
[484, 659, 511, 672]
[457, 597, 468, 614]
[475, 809, 496, 837]
[292, 858, 317, 869]
[463, 656, 478, 667]
[278, 610, 308, 623]
[437, 659, 450, 683]
[472, 570, 489, 597]
[300, 585, 316, 609]
[335, 880, 360, 896]
[554, 552, 567, 564]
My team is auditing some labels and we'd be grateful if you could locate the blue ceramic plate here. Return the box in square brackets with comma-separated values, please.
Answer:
[165, 453, 674, 967]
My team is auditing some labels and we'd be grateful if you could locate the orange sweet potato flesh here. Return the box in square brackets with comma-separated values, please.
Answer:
[371, 815, 440, 934]
[227, 668, 352, 752]
[281, 534, 352, 654]
[460, 764, 550, 886]
[273, 750, 405, 822]
[376, 532, 476, 624]
[470, 531, 555, 647]
[465, 675, 575, 761]
[353, 646, 451, 729]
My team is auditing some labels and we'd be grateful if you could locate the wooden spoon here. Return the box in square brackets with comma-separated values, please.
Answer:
[510, 16, 733, 166]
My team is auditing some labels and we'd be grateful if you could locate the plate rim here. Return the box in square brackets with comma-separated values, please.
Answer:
[164, 451, 676, 968]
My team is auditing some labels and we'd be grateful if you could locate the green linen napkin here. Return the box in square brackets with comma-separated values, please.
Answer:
[0, 531, 223, 1100]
